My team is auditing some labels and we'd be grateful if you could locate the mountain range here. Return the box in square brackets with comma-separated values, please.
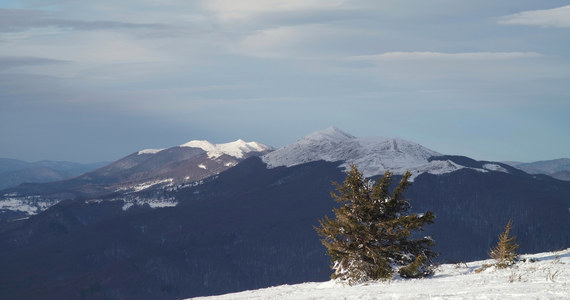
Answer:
[0, 127, 568, 300]
[505, 158, 570, 181]
[0, 139, 271, 220]
[0, 158, 107, 191]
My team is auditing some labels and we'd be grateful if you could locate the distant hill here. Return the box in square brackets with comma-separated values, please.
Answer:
[505, 158, 570, 181]
[0, 140, 272, 220]
[0, 158, 108, 190]
[551, 170, 570, 181]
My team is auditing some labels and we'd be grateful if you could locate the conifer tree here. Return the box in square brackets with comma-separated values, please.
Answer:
[315, 164, 436, 283]
[489, 219, 519, 268]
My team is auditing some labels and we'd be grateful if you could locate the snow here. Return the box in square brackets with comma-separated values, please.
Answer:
[262, 127, 513, 180]
[0, 196, 55, 215]
[121, 202, 134, 210]
[115, 178, 174, 193]
[146, 199, 178, 208]
[181, 139, 272, 159]
[188, 248, 570, 300]
[137, 148, 164, 155]
[198, 164, 207, 170]
[119, 195, 178, 211]
[262, 127, 443, 178]
[111, 180, 183, 210]
[406, 160, 465, 181]
[483, 163, 509, 173]
[303, 126, 355, 141]
[0, 198, 39, 214]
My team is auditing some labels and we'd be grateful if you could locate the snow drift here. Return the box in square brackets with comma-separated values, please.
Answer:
[188, 248, 570, 300]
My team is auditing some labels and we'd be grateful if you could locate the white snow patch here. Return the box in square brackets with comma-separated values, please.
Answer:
[119, 196, 178, 211]
[181, 139, 272, 159]
[483, 163, 509, 173]
[122, 202, 134, 211]
[147, 200, 177, 208]
[407, 160, 465, 181]
[173, 179, 205, 191]
[0, 198, 39, 214]
[198, 164, 207, 170]
[137, 148, 164, 155]
[116, 178, 174, 193]
[0, 196, 55, 215]
[85, 199, 103, 204]
[188, 248, 570, 300]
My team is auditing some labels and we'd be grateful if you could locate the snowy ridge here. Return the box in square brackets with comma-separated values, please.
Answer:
[137, 148, 165, 155]
[188, 248, 570, 300]
[483, 163, 509, 173]
[262, 127, 514, 180]
[181, 139, 272, 159]
[262, 127, 447, 179]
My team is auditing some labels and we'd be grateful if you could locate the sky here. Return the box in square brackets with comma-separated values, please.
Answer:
[1, 0, 569, 163]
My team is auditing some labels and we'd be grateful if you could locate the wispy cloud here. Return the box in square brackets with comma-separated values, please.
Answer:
[0, 56, 69, 70]
[238, 24, 327, 58]
[0, 8, 166, 33]
[205, 0, 347, 21]
[498, 5, 570, 28]
[237, 24, 366, 58]
[349, 51, 544, 62]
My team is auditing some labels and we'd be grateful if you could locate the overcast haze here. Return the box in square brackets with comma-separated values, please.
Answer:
[1, 1, 569, 163]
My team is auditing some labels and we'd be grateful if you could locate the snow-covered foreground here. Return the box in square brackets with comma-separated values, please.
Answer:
[188, 248, 570, 300]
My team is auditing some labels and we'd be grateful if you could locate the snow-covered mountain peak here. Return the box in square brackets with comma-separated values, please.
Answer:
[303, 126, 355, 142]
[262, 128, 449, 179]
[181, 139, 272, 159]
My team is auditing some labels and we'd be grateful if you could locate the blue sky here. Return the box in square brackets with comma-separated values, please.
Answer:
[1, 1, 569, 163]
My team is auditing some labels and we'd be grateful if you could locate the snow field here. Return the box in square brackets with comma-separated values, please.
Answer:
[188, 248, 570, 300]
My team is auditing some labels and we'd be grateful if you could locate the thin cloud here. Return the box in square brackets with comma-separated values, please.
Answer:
[205, 0, 347, 21]
[0, 9, 167, 33]
[238, 25, 316, 58]
[498, 5, 570, 28]
[0, 56, 69, 70]
[349, 51, 544, 62]
[237, 23, 376, 58]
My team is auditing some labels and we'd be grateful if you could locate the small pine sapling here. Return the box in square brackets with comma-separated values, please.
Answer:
[399, 253, 435, 278]
[489, 219, 519, 268]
